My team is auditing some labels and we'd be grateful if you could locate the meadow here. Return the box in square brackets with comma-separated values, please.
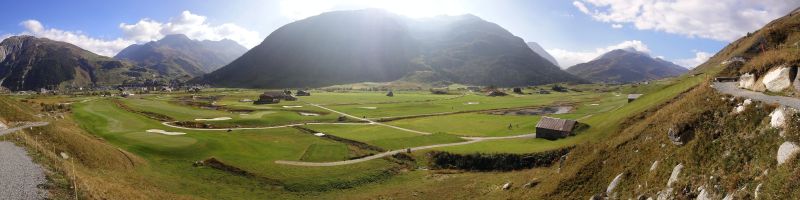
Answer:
[4, 82, 683, 199]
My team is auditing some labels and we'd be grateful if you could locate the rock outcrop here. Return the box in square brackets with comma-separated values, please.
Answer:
[777, 142, 799, 165]
[762, 66, 794, 92]
[770, 106, 795, 128]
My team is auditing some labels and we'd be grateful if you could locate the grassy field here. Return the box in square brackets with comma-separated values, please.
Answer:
[72, 99, 400, 196]
[329, 91, 602, 118]
[10, 80, 671, 199]
[304, 124, 466, 150]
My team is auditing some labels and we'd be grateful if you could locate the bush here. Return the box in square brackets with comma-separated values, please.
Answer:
[427, 148, 571, 171]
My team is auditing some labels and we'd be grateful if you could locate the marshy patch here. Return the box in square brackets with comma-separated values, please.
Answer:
[483, 106, 573, 116]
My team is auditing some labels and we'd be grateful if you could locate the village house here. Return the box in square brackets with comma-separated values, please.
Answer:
[535, 117, 577, 140]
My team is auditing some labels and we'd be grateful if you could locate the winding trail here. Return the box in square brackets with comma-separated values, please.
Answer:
[275, 133, 537, 166]
[0, 121, 51, 199]
[713, 82, 800, 109]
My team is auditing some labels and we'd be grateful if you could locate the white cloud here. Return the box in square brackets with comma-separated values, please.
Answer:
[18, 20, 134, 57]
[278, 0, 467, 20]
[572, 0, 800, 41]
[119, 11, 261, 48]
[7, 11, 260, 57]
[548, 40, 651, 68]
[611, 24, 623, 29]
[675, 51, 712, 68]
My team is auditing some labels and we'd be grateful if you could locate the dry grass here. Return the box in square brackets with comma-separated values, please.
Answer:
[0, 96, 189, 199]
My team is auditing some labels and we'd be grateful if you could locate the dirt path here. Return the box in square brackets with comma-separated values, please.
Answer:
[713, 82, 800, 109]
[310, 104, 433, 135]
[274, 133, 537, 166]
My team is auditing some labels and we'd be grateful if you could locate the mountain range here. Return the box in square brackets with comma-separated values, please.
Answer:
[566, 48, 688, 83]
[115, 34, 247, 78]
[0, 36, 161, 91]
[202, 9, 586, 88]
[526, 42, 559, 67]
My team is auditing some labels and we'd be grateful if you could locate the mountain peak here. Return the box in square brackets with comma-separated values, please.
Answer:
[526, 42, 559, 67]
[160, 34, 191, 42]
[568, 48, 687, 83]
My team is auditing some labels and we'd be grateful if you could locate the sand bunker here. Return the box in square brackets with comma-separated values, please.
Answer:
[283, 106, 303, 108]
[465, 102, 480, 105]
[146, 129, 186, 136]
[590, 103, 600, 106]
[195, 117, 233, 121]
[359, 107, 377, 109]
[314, 133, 326, 137]
[299, 112, 320, 116]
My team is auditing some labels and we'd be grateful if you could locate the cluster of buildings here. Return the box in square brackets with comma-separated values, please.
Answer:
[254, 90, 311, 104]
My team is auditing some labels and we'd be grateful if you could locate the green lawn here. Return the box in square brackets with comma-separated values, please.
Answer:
[387, 113, 540, 137]
[329, 91, 603, 118]
[72, 99, 398, 196]
[304, 124, 466, 150]
[300, 144, 349, 162]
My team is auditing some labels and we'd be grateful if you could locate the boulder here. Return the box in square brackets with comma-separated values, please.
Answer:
[769, 106, 794, 128]
[696, 186, 711, 200]
[739, 73, 756, 89]
[762, 66, 793, 92]
[0, 121, 6, 130]
[606, 172, 624, 194]
[522, 179, 540, 188]
[777, 141, 800, 165]
[667, 163, 683, 187]
[656, 187, 674, 200]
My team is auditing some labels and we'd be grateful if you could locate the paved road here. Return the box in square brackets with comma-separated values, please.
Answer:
[275, 133, 537, 166]
[713, 82, 800, 109]
[0, 122, 50, 136]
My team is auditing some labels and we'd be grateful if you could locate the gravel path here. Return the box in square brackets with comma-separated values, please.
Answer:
[0, 141, 47, 200]
[713, 82, 800, 109]
[0, 122, 50, 136]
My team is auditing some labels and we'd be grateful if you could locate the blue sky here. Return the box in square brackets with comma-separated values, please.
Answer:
[1, 0, 797, 68]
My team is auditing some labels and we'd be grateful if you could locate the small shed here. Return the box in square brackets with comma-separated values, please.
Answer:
[627, 94, 643, 103]
[296, 90, 311, 96]
[535, 117, 577, 140]
[386, 91, 394, 97]
[254, 92, 284, 104]
[513, 88, 523, 94]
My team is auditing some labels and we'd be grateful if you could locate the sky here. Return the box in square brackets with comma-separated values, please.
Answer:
[1, 0, 798, 69]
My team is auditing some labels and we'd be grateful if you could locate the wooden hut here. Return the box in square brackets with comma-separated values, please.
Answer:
[254, 92, 284, 104]
[386, 91, 394, 97]
[535, 117, 577, 140]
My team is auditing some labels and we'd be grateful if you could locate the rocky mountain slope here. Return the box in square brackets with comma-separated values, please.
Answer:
[526, 8, 800, 199]
[566, 48, 688, 83]
[0, 36, 160, 91]
[203, 9, 585, 88]
[526, 42, 559, 67]
[115, 34, 247, 78]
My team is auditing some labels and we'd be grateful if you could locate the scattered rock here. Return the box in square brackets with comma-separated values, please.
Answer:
[739, 73, 756, 89]
[656, 187, 674, 200]
[762, 66, 793, 92]
[502, 182, 512, 190]
[606, 172, 624, 195]
[667, 125, 692, 145]
[650, 160, 659, 171]
[667, 163, 684, 187]
[522, 179, 540, 188]
[696, 186, 710, 200]
[755, 183, 763, 199]
[59, 152, 69, 159]
[777, 141, 799, 165]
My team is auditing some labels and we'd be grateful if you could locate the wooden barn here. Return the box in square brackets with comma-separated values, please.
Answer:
[535, 117, 577, 140]
[254, 92, 285, 104]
